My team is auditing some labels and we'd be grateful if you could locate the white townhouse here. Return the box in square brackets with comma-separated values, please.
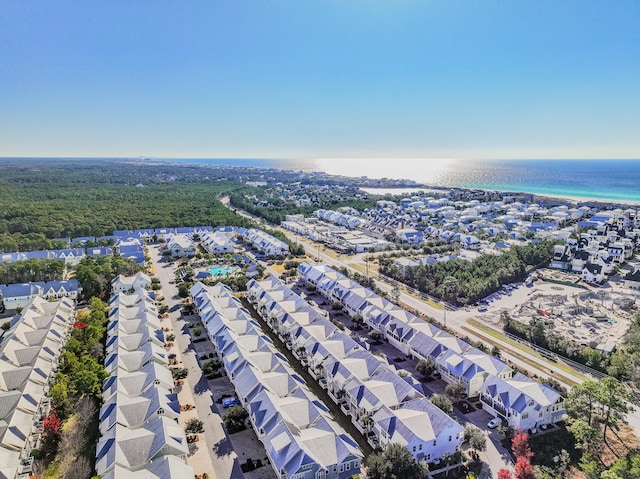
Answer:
[0, 280, 80, 310]
[166, 234, 196, 258]
[200, 231, 235, 254]
[373, 398, 464, 464]
[241, 228, 289, 257]
[436, 348, 512, 398]
[480, 373, 566, 431]
[111, 272, 152, 294]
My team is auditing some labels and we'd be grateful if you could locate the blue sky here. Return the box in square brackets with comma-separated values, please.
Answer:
[1, 1, 639, 159]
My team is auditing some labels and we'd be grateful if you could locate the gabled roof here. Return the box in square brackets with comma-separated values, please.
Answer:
[99, 386, 179, 433]
[482, 373, 561, 413]
[101, 455, 194, 479]
[374, 397, 462, 445]
[95, 416, 188, 475]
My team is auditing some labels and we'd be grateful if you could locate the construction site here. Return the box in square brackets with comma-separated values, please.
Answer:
[478, 271, 638, 355]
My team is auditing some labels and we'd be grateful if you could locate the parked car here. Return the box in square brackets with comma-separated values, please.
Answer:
[487, 417, 503, 429]
[222, 397, 240, 408]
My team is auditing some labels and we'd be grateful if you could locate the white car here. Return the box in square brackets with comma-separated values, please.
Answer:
[487, 417, 503, 429]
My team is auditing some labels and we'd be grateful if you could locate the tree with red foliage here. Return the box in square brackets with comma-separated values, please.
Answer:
[511, 429, 533, 460]
[39, 411, 62, 458]
[514, 456, 535, 479]
[43, 412, 62, 439]
[498, 469, 513, 479]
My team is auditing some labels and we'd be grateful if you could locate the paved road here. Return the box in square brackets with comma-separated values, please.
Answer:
[150, 245, 244, 479]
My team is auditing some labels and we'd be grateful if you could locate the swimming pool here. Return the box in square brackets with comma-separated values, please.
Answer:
[209, 267, 234, 277]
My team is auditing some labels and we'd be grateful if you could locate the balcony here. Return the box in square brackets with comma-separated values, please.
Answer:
[18, 456, 34, 474]
[481, 395, 507, 416]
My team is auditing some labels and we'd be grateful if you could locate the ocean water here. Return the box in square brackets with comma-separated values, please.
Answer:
[153, 158, 640, 205]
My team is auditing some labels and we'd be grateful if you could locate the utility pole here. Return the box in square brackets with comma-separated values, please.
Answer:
[442, 276, 458, 330]
[443, 302, 447, 329]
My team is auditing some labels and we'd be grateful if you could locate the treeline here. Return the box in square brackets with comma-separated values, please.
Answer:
[0, 258, 65, 284]
[607, 312, 640, 390]
[505, 315, 608, 373]
[74, 255, 144, 300]
[0, 160, 253, 243]
[0, 232, 69, 253]
[227, 187, 378, 225]
[379, 240, 558, 305]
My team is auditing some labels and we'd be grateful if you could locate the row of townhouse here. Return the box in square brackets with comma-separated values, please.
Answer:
[0, 297, 75, 479]
[298, 263, 567, 432]
[0, 279, 80, 310]
[190, 282, 363, 479]
[246, 276, 465, 465]
[313, 209, 369, 230]
[113, 226, 216, 242]
[95, 288, 193, 479]
[237, 228, 289, 257]
[551, 221, 639, 284]
[0, 246, 113, 265]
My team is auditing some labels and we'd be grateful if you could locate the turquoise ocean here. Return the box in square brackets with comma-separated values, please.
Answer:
[152, 158, 640, 205]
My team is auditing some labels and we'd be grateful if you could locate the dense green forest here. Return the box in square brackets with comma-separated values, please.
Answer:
[379, 240, 559, 305]
[0, 232, 70, 253]
[0, 160, 252, 246]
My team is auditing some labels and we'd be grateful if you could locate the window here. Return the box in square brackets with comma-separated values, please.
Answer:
[433, 440, 436, 446]
[413, 446, 416, 452]
[522, 413, 529, 419]
[419, 444, 422, 450]
[449, 436, 452, 442]
[346, 463, 350, 471]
